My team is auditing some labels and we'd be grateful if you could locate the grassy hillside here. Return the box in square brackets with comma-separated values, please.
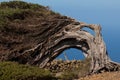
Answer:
[0, 1, 48, 27]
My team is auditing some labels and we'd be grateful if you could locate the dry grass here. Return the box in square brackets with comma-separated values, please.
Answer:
[79, 71, 120, 80]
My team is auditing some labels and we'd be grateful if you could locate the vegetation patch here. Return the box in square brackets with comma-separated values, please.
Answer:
[0, 1, 58, 29]
[0, 61, 55, 80]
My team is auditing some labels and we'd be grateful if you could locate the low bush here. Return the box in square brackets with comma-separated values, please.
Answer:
[0, 1, 60, 29]
[0, 61, 55, 80]
[0, 1, 45, 10]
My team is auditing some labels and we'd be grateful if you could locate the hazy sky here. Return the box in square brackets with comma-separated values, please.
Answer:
[0, 0, 120, 62]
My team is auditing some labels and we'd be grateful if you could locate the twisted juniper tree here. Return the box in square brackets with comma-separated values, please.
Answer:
[0, 1, 120, 74]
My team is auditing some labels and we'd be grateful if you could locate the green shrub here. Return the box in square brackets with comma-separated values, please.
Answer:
[0, 1, 40, 29]
[0, 9, 25, 20]
[0, 61, 55, 80]
[0, 1, 59, 29]
[0, 8, 28, 29]
[0, 1, 45, 10]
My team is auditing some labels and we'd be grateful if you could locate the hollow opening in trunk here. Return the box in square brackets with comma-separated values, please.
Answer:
[81, 27, 95, 36]
[45, 47, 91, 74]
[56, 48, 85, 61]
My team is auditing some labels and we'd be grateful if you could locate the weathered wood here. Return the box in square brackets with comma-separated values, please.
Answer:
[12, 21, 119, 73]
[1, 18, 120, 73]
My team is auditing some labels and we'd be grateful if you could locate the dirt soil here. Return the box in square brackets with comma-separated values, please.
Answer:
[79, 71, 120, 80]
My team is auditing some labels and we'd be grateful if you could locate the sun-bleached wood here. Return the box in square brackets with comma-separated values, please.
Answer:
[17, 21, 119, 73]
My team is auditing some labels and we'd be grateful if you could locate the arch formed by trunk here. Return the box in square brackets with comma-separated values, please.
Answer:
[9, 21, 120, 73]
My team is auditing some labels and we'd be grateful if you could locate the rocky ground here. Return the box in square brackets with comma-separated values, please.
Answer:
[44, 59, 90, 79]
[45, 59, 120, 80]
[45, 60, 85, 73]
